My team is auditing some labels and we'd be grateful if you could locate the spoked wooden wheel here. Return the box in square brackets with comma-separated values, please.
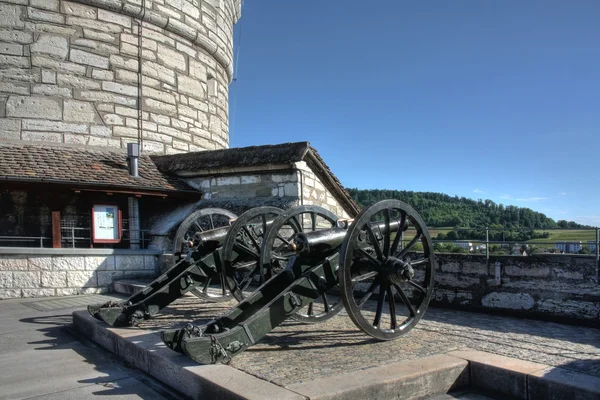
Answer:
[261, 205, 344, 323]
[339, 200, 435, 340]
[222, 207, 284, 301]
[173, 208, 237, 258]
[173, 208, 237, 303]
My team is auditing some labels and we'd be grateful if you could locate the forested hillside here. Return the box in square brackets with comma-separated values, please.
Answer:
[347, 188, 584, 229]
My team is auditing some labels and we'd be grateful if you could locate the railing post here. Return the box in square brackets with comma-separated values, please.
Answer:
[39, 236, 43, 248]
[71, 226, 75, 248]
[596, 228, 600, 284]
[486, 227, 489, 261]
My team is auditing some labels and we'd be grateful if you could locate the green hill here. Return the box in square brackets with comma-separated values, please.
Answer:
[347, 188, 586, 230]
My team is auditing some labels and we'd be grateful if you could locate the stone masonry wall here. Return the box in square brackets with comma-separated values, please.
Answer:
[182, 165, 353, 219]
[433, 253, 600, 322]
[0, 0, 241, 154]
[296, 161, 350, 219]
[0, 252, 158, 299]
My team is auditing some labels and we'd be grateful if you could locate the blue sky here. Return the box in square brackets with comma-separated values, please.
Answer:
[228, 0, 600, 226]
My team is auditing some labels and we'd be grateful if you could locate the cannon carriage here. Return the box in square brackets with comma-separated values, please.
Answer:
[88, 200, 436, 364]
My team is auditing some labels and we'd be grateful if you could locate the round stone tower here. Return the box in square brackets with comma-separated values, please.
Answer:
[0, 0, 241, 154]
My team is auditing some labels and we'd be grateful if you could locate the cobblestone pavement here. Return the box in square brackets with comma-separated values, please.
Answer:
[138, 295, 600, 386]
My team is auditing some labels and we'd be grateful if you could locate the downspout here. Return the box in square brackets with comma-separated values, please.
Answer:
[295, 166, 304, 206]
[127, 143, 141, 249]
[136, 0, 147, 151]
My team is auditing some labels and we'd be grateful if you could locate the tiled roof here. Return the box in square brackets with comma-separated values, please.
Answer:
[0, 142, 196, 194]
[152, 141, 361, 216]
[151, 142, 310, 171]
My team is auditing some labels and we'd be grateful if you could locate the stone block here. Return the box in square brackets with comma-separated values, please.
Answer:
[115, 68, 136, 83]
[0, 118, 20, 131]
[92, 69, 114, 81]
[30, 0, 59, 11]
[142, 60, 175, 85]
[241, 175, 260, 184]
[142, 140, 165, 153]
[85, 256, 115, 271]
[0, 54, 28, 67]
[63, 2, 96, 18]
[461, 261, 489, 275]
[0, 41, 22, 56]
[144, 98, 177, 116]
[529, 366, 600, 400]
[53, 256, 85, 271]
[98, 8, 131, 28]
[22, 288, 54, 297]
[216, 176, 240, 186]
[98, 270, 123, 286]
[537, 299, 600, 319]
[27, 7, 64, 24]
[113, 126, 138, 138]
[22, 119, 88, 133]
[143, 86, 176, 104]
[66, 16, 123, 34]
[56, 288, 77, 296]
[103, 114, 124, 125]
[0, 271, 12, 288]
[0, 3, 25, 29]
[75, 90, 136, 106]
[0, 256, 28, 270]
[0, 30, 32, 44]
[177, 74, 205, 99]
[284, 183, 299, 197]
[64, 133, 87, 144]
[28, 257, 53, 271]
[30, 34, 68, 59]
[115, 255, 145, 270]
[157, 43, 186, 72]
[172, 139, 189, 150]
[41, 271, 67, 287]
[13, 271, 41, 288]
[70, 49, 109, 69]
[0, 289, 21, 299]
[481, 292, 534, 310]
[21, 131, 63, 142]
[102, 81, 138, 97]
[32, 84, 72, 97]
[42, 70, 56, 84]
[272, 173, 297, 183]
[435, 273, 481, 289]
[84, 29, 116, 44]
[6, 95, 62, 120]
[32, 56, 87, 75]
[67, 270, 97, 287]
[0, 68, 38, 82]
[552, 268, 584, 280]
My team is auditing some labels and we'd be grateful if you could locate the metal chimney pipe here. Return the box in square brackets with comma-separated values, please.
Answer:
[127, 143, 140, 177]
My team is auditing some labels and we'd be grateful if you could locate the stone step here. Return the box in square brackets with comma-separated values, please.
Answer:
[112, 279, 154, 296]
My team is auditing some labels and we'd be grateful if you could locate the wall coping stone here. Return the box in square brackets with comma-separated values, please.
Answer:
[73, 0, 237, 81]
[0, 248, 163, 256]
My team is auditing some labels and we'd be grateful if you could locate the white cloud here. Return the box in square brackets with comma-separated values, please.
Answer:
[557, 192, 567, 195]
[500, 194, 512, 200]
[515, 197, 548, 202]
[473, 188, 485, 193]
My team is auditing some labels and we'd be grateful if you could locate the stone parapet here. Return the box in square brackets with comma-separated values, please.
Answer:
[0, 0, 241, 153]
[0, 251, 159, 298]
[432, 253, 600, 322]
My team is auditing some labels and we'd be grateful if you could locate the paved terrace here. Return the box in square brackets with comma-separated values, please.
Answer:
[131, 295, 600, 386]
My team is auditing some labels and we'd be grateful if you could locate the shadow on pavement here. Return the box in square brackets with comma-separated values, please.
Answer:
[18, 314, 173, 400]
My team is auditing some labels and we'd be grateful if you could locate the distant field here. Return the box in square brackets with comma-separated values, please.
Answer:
[527, 229, 597, 243]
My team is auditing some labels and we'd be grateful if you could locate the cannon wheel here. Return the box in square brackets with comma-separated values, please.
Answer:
[172, 207, 237, 303]
[260, 205, 344, 323]
[222, 206, 285, 302]
[338, 199, 435, 340]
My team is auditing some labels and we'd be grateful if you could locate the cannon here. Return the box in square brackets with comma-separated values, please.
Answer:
[87, 206, 284, 327]
[161, 199, 436, 364]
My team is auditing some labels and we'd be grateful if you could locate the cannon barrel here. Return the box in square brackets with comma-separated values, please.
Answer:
[291, 219, 403, 256]
[194, 218, 278, 249]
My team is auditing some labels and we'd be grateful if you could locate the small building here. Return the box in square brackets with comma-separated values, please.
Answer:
[0, 141, 359, 299]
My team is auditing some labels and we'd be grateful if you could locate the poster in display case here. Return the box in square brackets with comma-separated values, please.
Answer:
[92, 204, 122, 243]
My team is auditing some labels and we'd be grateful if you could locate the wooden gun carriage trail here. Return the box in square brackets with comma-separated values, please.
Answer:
[88, 200, 436, 365]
